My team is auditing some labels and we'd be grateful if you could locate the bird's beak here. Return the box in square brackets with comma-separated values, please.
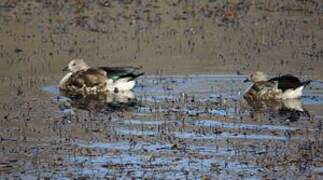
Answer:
[243, 78, 250, 83]
[62, 66, 69, 72]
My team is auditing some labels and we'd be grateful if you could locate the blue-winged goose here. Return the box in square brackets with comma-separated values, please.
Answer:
[244, 71, 311, 100]
[59, 59, 144, 95]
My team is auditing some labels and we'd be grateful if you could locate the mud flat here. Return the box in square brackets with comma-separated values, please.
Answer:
[0, 75, 321, 179]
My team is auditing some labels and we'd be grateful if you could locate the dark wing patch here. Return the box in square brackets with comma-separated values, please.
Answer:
[98, 66, 139, 76]
[269, 74, 303, 91]
[98, 66, 144, 81]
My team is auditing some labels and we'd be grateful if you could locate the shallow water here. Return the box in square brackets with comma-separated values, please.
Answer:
[1, 75, 322, 179]
[26, 74, 322, 179]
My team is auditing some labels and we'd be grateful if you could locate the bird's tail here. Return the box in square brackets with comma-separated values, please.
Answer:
[130, 72, 144, 80]
[302, 80, 312, 87]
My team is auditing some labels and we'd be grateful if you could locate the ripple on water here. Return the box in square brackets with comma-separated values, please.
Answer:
[39, 75, 323, 178]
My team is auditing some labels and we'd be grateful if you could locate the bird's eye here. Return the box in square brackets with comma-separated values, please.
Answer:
[72, 63, 76, 66]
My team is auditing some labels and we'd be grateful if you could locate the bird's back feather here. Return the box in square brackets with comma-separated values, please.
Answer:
[269, 74, 303, 91]
[98, 66, 144, 81]
[67, 69, 107, 88]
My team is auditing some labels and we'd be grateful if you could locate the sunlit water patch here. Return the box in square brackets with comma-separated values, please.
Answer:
[39, 75, 323, 179]
[43, 75, 323, 108]
[68, 140, 264, 179]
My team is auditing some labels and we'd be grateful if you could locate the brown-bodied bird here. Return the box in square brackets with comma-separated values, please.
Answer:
[244, 71, 311, 100]
[59, 59, 144, 95]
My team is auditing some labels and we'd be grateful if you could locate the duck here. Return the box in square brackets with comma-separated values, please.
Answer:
[243, 71, 311, 100]
[59, 59, 144, 95]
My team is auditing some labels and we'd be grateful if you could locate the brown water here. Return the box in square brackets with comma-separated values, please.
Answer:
[0, 0, 323, 179]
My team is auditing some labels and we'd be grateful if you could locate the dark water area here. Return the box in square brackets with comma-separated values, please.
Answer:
[3, 74, 317, 179]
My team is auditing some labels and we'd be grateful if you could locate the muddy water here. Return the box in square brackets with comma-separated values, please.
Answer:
[0, 75, 322, 179]
[1, 0, 323, 179]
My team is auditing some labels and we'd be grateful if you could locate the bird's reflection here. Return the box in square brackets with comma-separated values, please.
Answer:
[59, 90, 138, 112]
[245, 98, 310, 122]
